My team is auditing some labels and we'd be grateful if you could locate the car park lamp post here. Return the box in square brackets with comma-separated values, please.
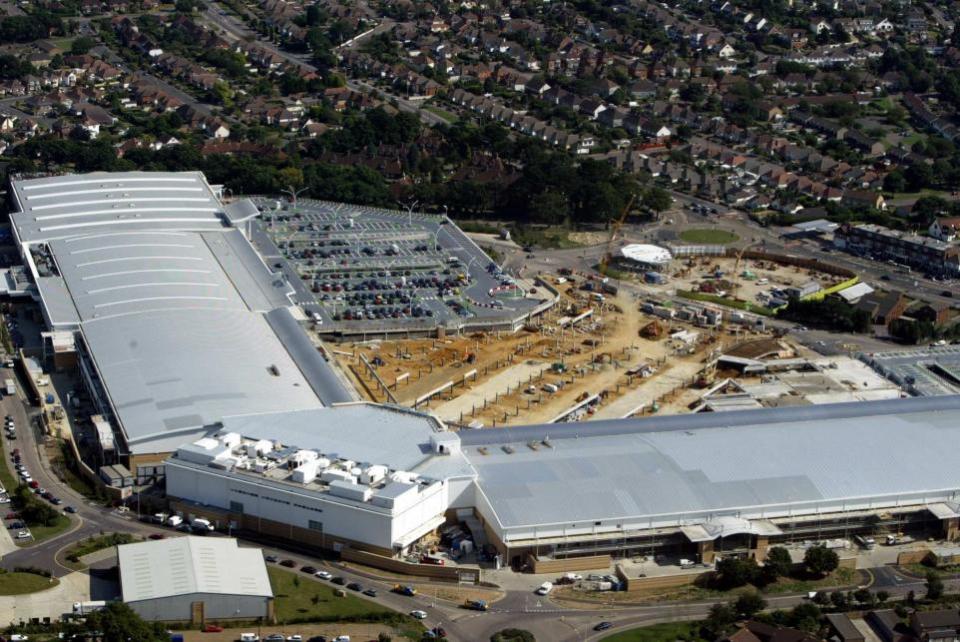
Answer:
[398, 199, 419, 226]
[282, 185, 309, 211]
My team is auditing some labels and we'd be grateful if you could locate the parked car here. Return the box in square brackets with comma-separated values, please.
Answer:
[314, 570, 332, 580]
[16, 530, 29, 539]
[202, 625, 223, 632]
[148, 533, 165, 540]
[409, 610, 428, 620]
[265, 555, 279, 563]
[64, 506, 76, 514]
[594, 622, 613, 631]
[362, 588, 377, 597]
[279, 559, 297, 568]
[331, 576, 346, 585]
[265, 635, 285, 642]
[300, 566, 317, 575]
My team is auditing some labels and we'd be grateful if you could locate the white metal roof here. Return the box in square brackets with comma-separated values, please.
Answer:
[81, 308, 323, 452]
[620, 243, 672, 265]
[118, 537, 273, 603]
[10, 172, 225, 243]
[463, 396, 960, 533]
[8, 173, 347, 455]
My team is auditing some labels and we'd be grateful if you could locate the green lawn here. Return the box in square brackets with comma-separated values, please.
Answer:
[27, 514, 71, 544]
[269, 567, 410, 625]
[0, 436, 19, 494]
[678, 229, 739, 244]
[422, 105, 457, 123]
[0, 571, 59, 595]
[602, 621, 704, 642]
[65, 533, 136, 563]
[0, 440, 73, 545]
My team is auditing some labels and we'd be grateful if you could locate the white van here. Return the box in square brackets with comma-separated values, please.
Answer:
[190, 517, 214, 531]
[535, 582, 553, 595]
[166, 515, 183, 527]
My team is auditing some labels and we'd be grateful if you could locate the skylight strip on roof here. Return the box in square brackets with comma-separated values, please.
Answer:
[81, 268, 213, 281]
[70, 243, 198, 255]
[31, 198, 213, 211]
[26, 187, 207, 200]
[21, 177, 201, 190]
[77, 256, 206, 268]
[85, 282, 221, 295]
[38, 217, 223, 232]
[36, 207, 219, 221]
[92, 295, 230, 309]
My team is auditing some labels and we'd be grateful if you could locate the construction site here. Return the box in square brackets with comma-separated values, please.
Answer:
[656, 251, 853, 310]
[332, 268, 773, 429]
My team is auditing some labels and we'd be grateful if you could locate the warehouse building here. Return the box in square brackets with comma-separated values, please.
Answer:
[166, 395, 960, 568]
[8, 172, 355, 482]
[117, 536, 273, 623]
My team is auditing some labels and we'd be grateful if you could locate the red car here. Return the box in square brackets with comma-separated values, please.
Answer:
[203, 625, 223, 633]
[149, 533, 165, 540]
[28, 480, 39, 489]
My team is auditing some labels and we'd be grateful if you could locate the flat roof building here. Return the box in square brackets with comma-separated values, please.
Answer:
[117, 536, 273, 623]
[166, 394, 960, 567]
[9, 172, 354, 482]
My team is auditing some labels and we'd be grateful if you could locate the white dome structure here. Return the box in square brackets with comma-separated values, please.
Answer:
[619, 244, 672, 271]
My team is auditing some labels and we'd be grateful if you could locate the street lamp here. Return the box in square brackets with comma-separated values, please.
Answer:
[281, 185, 309, 211]
[397, 199, 419, 226]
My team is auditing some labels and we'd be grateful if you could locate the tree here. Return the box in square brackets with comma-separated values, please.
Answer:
[830, 590, 848, 610]
[883, 170, 905, 193]
[876, 590, 890, 604]
[764, 547, 793, 580]
[735, 591, 767, 618]
[706, 602, 738, 636]
[70, 36, 96, 55]
[642, 186, 673, 215]
[715, 557, 759, 589]
[905, 163, 934, 192]
[804, 545, 839, 577]
[926, 571, 944, 601]
[82, 602, 168, 642]
[853, 588, 875, 607]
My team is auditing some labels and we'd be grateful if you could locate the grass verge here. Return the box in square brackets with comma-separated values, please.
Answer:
[678, 229, 739, 244]
[422, 104, 457, 123]
[603, 621, 703, 641]
[677, 290, 774, 316]
[269, 567, 415, 627]
[0, 571, 59, 595]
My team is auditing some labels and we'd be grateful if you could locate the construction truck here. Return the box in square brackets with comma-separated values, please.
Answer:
[464, 599, 488, 611]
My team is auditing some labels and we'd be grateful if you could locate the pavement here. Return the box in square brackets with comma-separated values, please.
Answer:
[0, 571, 91, 624]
